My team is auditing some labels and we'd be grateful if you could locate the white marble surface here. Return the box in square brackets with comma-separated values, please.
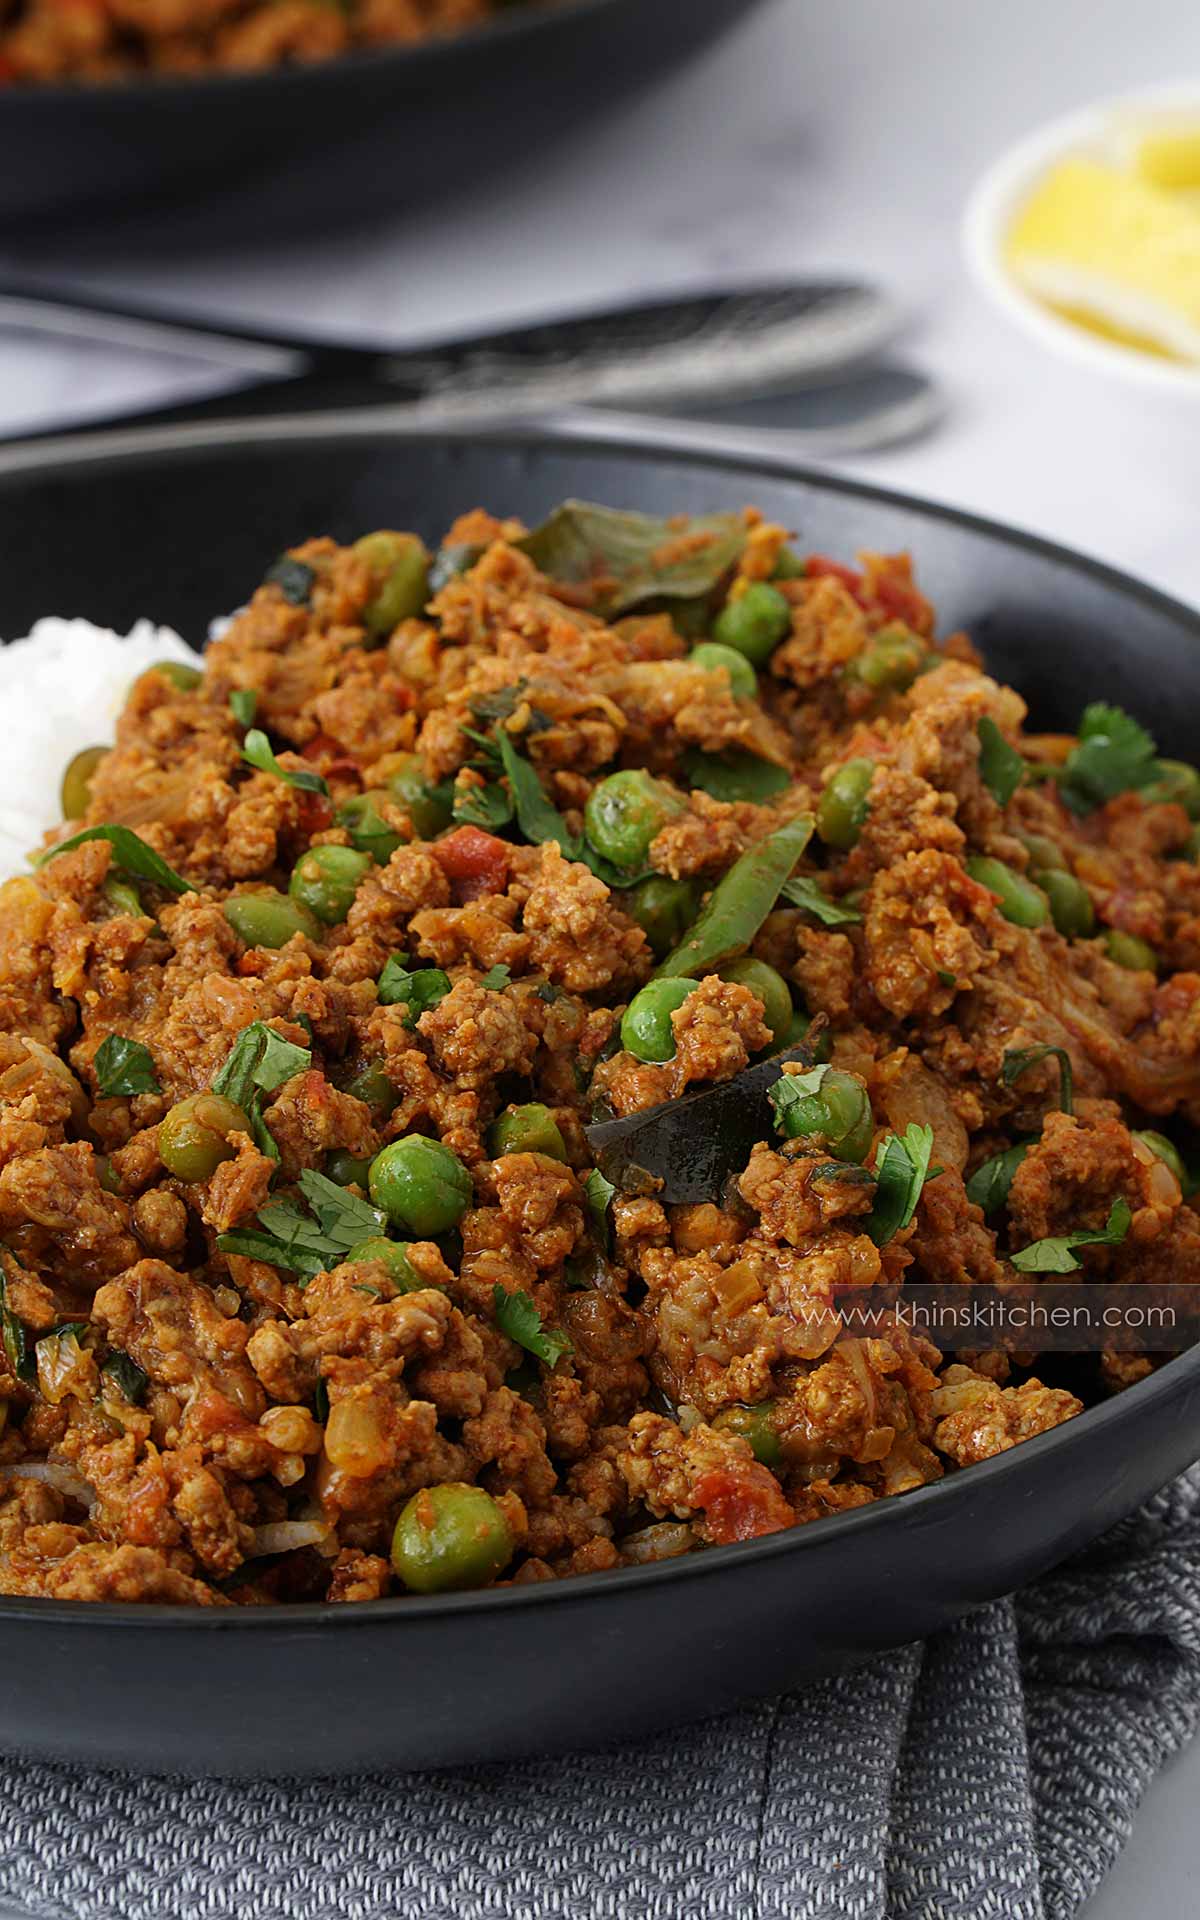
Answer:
[2, 0, 1199, 1910]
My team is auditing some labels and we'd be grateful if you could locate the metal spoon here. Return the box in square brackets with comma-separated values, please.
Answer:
[0, 277, 940, 454]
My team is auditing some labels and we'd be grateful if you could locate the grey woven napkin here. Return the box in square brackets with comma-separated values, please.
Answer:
[4, 1465, 1200, 1920]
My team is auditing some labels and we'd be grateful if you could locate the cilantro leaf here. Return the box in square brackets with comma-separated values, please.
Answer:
[241, 728, 328, 796]
[583, 1167, 616, 1253]
[264, 556, 315, 605]
[102, 1350, 149, 1404]
[1058, 703, 1159, 816]
[40, 825, 189, 895]
[494, 729, 578, 860]
[865, 1123, 939, 1246]
[492, 1284, 572, 1368]
[768, 1065, 831, 1138]
[217, 1170, 384, 1282]
[453, 780, 515, 831]
[94, 1034, 160, 1099]
[297, 1169, 387, 1251]
[964, 1142, 1030, 1218]
[479, 964, 511, 991]
[377, 958, 451, 1025]
[229, 689, 258, 730]
[977, 717, 1024, 807]
[1002, 1045, 1074, 1116]
[1010, 1197, 1132, 1273]
[780, 875, 863, 927]
[212, 1022, 312, 1110]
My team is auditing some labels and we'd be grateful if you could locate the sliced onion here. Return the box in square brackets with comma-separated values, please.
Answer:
[248, 1519, 332, 1558]
[620, 1522, 695, 1565]
[3, 1461, 96, 1508]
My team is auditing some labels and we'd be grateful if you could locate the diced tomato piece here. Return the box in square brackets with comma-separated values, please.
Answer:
[806, 553, 863, 596]
[691, 1464, 794, 1545]
[301, 733, 360, 783]
[296, 791, 334, 836]
[432, 826, 509, 902]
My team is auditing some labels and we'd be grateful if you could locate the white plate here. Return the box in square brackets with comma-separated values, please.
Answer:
[963, 82, 1200, 394]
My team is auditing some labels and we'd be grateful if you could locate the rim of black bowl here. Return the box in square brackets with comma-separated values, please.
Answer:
[0, 407, 1198, 1625]
[0, 0, 626, 110]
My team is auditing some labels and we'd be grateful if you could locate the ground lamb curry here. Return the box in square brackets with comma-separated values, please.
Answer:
[2, 498, 1198, 1607]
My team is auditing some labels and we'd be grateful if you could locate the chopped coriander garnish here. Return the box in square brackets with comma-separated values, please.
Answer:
[865, 1123, 940, 1246]
[492, 1285, 572, 1368]
[1002, 1044, 1074, 1116]
[479, 964, 511, 991]
[767, 1065, 831, 1135]
[241, 728, 328, 796]
[94, 1034, 160, 1099]
[377, 958, 451, 1025]
[1010, 1197, 1132, 1273]
[583, 1167, 616, 1253]
[217, 1169, 386, 1283]
[1058, 703, 1159, 816]
[230, 689, 258, 730]
[212, 1022, 312, 1110]
[965, 1142, 1030, 1218]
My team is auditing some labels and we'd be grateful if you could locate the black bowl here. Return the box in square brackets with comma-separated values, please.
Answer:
[1, 416, 1198, 1780]
[0, 0, 761, 238]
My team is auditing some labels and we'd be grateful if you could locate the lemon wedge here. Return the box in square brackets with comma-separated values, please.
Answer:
[1006, 156, 1200, 361]
[1129, 125, 1200, 192]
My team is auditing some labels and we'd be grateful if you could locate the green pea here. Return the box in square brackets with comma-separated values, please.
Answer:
[711, 1402, 782, 1468]
[680, 749, 792, 805]
[1105, 928, 1158, 972]
[223, 890, 320, 950]
[342, 1237, 425, 1291]
[386, 755, 454, 839]
[288, 844, 372, 926]
[779, 1007, 832, 1062]
[713, 582, 792, 664]
[60, 745, 107, 821]
[965, 856, 1049, 929]
[771, 549, 805, 580]
[342, 1064, 398, 1120]
[1134, 1130, 1187, 1188]
[1018, 832, 1067, 873]
[717, 957, 793, 1045]
[489, 1103, 568, 1161]
[103, 875, 143, 918]
[151, 660, 203, 693]
[95, 1155, 123, 1195]
[337, 791, 402, 865]
[774, 1066, 873, 1162]
[354, 532, 430, 637]
[622, 874, 702, 959]
[689, 641, 757, 699]
[851, 627, 924, 693]
[325, 1149, 375, 1188]
[817, 758, 874, 851]
[390, 1482, 514, 1593]
[583, 770, 687, 871]
[1141, 758, 1200, 820]
[159, 1093, 251, 1182]
[1035, 869, 1095, 938]
[369, 1136, 473, 1237]
[620, 978, 698, 1063]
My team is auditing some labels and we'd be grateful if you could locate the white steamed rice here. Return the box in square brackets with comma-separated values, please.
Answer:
[0, 618, 201, 881]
